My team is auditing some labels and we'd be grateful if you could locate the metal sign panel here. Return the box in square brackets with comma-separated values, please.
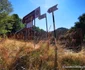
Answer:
[47, 4, 58, 13]
[35, 7, 41, 18]
[22, 10, 35, 23]
[38, 13, 46, 20]
[22, 7, 40, 23]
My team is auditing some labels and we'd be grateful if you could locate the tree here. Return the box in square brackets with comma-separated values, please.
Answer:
[33, 26, 45, 32]
[0, 15, 14, 37]
[0, 0, 13, 21]
[0, 0, 13, 14]
[0, 0, 25, 38]
[0, 0, 13, 37]
[75, 13, 85, 39]
[11, 14, 25, 33]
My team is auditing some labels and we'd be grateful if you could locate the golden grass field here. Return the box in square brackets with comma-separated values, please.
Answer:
[0, 38, 85, 70]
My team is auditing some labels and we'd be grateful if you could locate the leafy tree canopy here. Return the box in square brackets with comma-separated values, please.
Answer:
[11, 14, 25, 33]
[0, 0, 13, 14]
[74, 13, 85, 37]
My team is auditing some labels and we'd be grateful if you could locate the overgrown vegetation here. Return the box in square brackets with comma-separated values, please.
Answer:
[0, 39, 85, 70]
[58, 13, 85, 52]
[0, 0, 85, 70]
[0, 0, 25, 38]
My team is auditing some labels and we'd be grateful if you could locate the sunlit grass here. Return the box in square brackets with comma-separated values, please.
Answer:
[0, 39, 85, 70]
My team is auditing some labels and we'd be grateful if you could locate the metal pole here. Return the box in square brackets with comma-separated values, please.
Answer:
[25, 24, 27, 41]
[45, 14, 48, 39]
[52, 12, 58, 70]
[34, 18, 36, 48]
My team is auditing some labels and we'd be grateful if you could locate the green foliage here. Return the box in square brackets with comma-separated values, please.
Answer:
[0, 0, 25, 36]
[33, 26, 45, 33]
[0, 6, 25, 35]
[0, 0, 13, 14]
[74, 13, 85, 37]
[11, 14, 25, 33]
[33, 26, 44, 32]
[0, 0, 13, 37]
[0, 14, 25, 37]
[0, 15, 12, 34]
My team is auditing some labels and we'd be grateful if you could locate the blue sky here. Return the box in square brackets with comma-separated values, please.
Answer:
[9, 0, 85, 31]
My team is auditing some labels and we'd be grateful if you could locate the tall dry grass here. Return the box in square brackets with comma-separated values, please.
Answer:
[0, 38, 85, 70]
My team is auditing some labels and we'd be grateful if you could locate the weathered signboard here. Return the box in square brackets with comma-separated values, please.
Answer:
[38, 13, 46, 20]
[35, 7, 41, 18]
[22, 7, 40, 23]
[47, 4, 58, 13]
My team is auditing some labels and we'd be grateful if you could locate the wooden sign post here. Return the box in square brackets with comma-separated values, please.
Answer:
[38, 13, 48, 38]
[34, 7, 40, 48]
[34, 18, 36, 47]
[48, 4, 58, 70]
[45, 14, 48, 38]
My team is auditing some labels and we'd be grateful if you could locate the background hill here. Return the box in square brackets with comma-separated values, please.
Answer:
[51, 27, 68, 39]
[33, 27, 68, 40]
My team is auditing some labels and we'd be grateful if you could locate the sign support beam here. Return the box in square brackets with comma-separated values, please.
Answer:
[47, 4, 58, 70]
[34, 18, 36, 48]
[52, 12, 58, 70]
[45, 14, 48, 38]
[38, 13, 48, 39]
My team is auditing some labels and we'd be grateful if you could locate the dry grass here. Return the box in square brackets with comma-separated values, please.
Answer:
[0, 39, 35, 70]
[0, 38, 85, 70]
[58, 44, 85, 70]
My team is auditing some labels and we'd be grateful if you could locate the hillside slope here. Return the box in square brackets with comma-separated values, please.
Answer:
[51, 27, 68, 39]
